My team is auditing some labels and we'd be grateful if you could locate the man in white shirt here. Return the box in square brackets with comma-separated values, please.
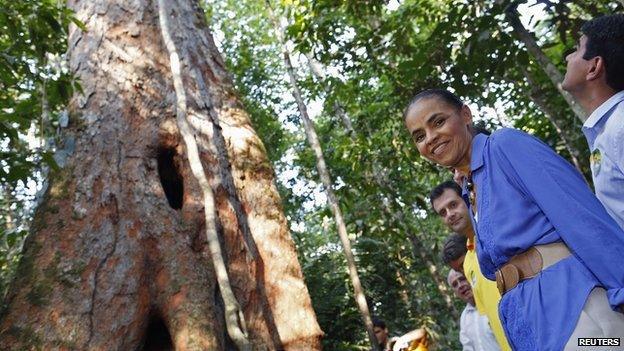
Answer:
[448, 269, 501, 351]
[562, 14, 624, 229]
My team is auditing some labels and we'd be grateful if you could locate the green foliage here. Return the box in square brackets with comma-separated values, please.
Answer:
[0, 0, 81, 181]
[0, 0, 79, 302]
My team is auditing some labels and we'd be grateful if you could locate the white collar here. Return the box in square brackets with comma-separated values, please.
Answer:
[464, 303, 476, 312]
[583, 90, 624, 129]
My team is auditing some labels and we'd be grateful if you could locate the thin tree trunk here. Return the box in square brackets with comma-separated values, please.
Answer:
[267, 5, 380, 351]
[2, 185, 14, 232]
[384, 199, 457, 315]
[520, 66, 585, 175]
[394, 266, 412, 318]
[1, 184, 18, 303]
[0, 0, 322, 349]
[503, 6, 587, 122]
[40, 79, 50, 148]
[305, 55, 457, 314]
[304, 53, 354, 135]
[372, 169, 457, 316]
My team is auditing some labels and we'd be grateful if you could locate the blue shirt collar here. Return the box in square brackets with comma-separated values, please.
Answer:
[583, 90, 624, 129]
[470, 133, 488, 173]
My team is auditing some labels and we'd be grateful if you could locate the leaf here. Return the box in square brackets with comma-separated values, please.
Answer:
[41, 11, 62, 33]
[69, 15, 88, 32]
[41, 151, 60, 172]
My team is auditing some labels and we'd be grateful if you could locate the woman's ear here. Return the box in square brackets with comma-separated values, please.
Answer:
[460, 104, 473, 124]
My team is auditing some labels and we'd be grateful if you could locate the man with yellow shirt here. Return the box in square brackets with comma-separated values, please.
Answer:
[431, 181, 511, 351]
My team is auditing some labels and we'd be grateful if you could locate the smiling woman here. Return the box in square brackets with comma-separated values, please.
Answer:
[403, 89, 474, 175]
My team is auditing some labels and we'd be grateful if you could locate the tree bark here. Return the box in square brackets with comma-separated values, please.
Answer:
[2, 185, 14, 233]
[156, 0, 251, 348]
[0, 1, 322, 350]
[503, 6, 587, 122]
[267, 5, 380, 351]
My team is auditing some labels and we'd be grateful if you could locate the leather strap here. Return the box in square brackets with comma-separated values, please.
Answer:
[496, 242, 571, 295]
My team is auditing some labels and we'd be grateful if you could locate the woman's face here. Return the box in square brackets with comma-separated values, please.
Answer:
[404, 97, 473, 171]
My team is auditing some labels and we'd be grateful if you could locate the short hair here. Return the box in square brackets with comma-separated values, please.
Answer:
[372, 317, 386, 329]
[447, 269, 462, 285]
[403, 89, 464, 120]
[582, 14, 624, 91]
[441, 233, 467, 265]
[429, 180, 462, 209]
[473, 122, 492, 136]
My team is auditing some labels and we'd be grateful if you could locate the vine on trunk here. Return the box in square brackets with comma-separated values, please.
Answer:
[157, 1, 251, 349]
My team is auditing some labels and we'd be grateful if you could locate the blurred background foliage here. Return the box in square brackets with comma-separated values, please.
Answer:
[0, 0, 81, 305]
[1, 0, 622, 349]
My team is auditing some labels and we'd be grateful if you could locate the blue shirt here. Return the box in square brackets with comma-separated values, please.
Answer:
[582, 90, 624, 230]
[464, 129, 624, 351]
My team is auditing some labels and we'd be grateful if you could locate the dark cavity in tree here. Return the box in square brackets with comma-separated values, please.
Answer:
[140, 314, 174, 351]
[157, 147, 184, 209]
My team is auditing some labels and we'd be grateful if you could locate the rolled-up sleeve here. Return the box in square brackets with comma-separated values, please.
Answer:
[490, 129, 624, 310]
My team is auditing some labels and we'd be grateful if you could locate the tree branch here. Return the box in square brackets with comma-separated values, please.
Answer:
[519, 65, 585, 176]
[503, 4, 586, 121]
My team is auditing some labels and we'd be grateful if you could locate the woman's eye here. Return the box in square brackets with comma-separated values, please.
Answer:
[414, 134, 425, 143]
[435, 118, 445, 127]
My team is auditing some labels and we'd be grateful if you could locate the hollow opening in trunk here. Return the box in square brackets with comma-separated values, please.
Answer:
[141, 314, 174, 351]
[157, 147, 184, 209]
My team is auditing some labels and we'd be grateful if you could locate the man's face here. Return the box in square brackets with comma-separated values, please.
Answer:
[562, 35, 592, 93]
[448, 270, 474, 305]
[374, 326, 389, 346]
[432, 188, 471, 235]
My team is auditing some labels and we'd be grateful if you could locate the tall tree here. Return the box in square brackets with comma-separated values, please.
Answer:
[305, 55, 456, 314]
[267, 4, 380, 350]
[0, 0, 322, 349]
[502, 2, 586, 121]
[519, 66, 583, 173]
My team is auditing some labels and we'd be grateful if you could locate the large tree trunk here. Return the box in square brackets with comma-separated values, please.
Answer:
[0, 1, 322, 350]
